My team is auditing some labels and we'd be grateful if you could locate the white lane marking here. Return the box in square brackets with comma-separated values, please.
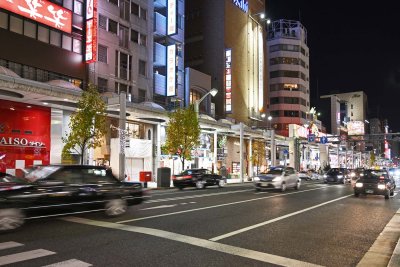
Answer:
[0, 242, 23, 250]
[117, 187, 325, 223]
[62, 217, 322, 267]
[0, 249, 56, 266]
[209, 194, 352, 241]
[358, 208, 400, 267]
[42, 259, 93, 267]
[140, 204, 177, 210]
[145, 189, 253, 204]
[254, 191, 270, 194]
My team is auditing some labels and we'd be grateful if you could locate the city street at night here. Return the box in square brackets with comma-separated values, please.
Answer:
[1, 181, 399, 267]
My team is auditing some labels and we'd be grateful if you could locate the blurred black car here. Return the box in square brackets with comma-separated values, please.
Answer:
[0, 165, 147, 232]
[172, 168, 226, 189]
[323, 168, 349, 184]
[354, 169, 396, 199]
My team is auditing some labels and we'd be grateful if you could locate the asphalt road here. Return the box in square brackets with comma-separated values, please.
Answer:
[1, 180, 399, 267]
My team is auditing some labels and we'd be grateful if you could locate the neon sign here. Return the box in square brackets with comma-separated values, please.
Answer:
[167, 0, 177, 35]
[85, 0, 97, 63]
[0, 0, 72, 33]
[225, 49, 232, 113]
[232, 0, 248, 13]
[166, 44, 176, 96]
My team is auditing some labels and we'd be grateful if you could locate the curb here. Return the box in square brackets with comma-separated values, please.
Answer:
[358, 208, 400, 267]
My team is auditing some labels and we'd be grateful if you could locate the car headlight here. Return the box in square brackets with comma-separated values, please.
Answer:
[272, 177, 282, 182]
[377, 184, 386, 190]
[350, 172, 356, 177]
[355, 182, 363, 188]
[253, 177, 260, 182]
[337, 175, 343, 178]
[360, 173, 364, 176]
[323, 174, 327, 178]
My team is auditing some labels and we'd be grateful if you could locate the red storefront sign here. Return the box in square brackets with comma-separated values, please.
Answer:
[0, 100, 50, 174]
[0, 0, 72, 33]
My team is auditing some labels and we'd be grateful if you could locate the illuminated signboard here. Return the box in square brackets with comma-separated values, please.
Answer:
[258, 27, 263, 111]
[167, 0, 177, 35]
[232, 0, 248, 13]
[0, 0, 72, 33]
[347, 121, 365, 135]
[225, 49, 232, 113]
[166, 44, 176, 96]
[85, 0, 97, 63]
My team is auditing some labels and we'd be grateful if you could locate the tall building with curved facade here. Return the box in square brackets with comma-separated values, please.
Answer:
[267, 19, 310, 136]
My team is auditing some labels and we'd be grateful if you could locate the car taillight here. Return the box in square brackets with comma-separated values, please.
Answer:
[181, 175, 192, 179]
[379, 176, 385, 180]
[172, 175, 176, 180]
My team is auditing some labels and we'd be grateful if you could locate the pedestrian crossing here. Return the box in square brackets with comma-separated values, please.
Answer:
[0, 241, 92, 267]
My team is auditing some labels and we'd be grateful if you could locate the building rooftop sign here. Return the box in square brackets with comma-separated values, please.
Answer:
[232, 0, 248, 13]
[0, 0, 72, 33]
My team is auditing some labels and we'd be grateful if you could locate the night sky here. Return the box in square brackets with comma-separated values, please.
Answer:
[267, 0, 400, 132]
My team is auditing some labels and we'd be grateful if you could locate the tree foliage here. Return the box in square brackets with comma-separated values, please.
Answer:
[62, 84, 107, 164]
[250, 141, 266, 175]
[164, 105, 200, 170]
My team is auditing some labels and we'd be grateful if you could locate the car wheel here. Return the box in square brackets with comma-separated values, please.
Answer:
[105, 199, 128, 217]
[255, 187, 261, 192]
[295, 181, 300, 190]
[0, 208, 25, 232]
[177, 186, 184, 190]
[196, 181, 205, 189]
[354, 192, 359, 197]
[390, 190, 394, 196]
[385, 191, 390, 199]
[218, 179, 226, 188]
[281, 183, 287, 192]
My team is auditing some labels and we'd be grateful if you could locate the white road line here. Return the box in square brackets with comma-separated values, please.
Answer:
[0, 249, 56, 266]
[140, 204, 177, 210]
[145, 189, 253, 204]
[62, 217, 322, 267]
[117, 187, 325, 223]
[209, 194, 352, 241]
[0, 242, 23, 250]
[42, 259, 93, 267]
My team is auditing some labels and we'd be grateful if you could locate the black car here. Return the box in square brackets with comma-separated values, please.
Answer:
[172, 168, 226, 189]
[354, 169, 396, 199]
[0, 165, 147, 232]
[323, 168, 349, 184]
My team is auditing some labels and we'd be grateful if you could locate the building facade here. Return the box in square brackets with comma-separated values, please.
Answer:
[185, 0, 267, 125]
[267, 19, 310, 137]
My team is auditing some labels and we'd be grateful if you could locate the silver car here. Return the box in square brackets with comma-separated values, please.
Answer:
[253, 166, 301, 192]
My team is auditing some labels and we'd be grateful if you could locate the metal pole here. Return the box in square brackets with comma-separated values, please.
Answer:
[240, 122, 244, 183]
[337, 144, 340, 168]
[249, 137, 253, 178]
[271, 129, 276, 166]
[156, 122, 161, 183]
[119, 92, 126, 181]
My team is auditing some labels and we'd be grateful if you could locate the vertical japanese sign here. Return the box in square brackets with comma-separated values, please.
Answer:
[85, 0, 97, 63]
[167, 0, 177, 35]
[0, 0, 72, 33]
[166, 44, 176, 96]
[258, 27, 264, 111]
[225, 49, 232, 113]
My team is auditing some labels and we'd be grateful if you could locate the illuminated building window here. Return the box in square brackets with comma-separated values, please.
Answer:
[190, 90, 201, 104]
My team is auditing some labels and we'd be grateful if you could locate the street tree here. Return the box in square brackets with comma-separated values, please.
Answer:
[165, 105, 200, 171]
[250, 140, 266, 175]
[62, 84, 107, 164]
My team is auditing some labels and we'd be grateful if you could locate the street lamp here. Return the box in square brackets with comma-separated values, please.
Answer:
[194, 88, 218, 118]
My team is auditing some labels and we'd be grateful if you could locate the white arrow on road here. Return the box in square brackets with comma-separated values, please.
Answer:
[140, 204, 177, 210]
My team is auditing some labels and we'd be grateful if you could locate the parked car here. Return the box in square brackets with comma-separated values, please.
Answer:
[0, 165, 147, 232]
[308, 170, 321, 180]
[354, 169, 396, 199]
[172, 168, 226, 189]
[253, 166, 301, 192]
[323, 168, 349, 184]
[298, 171, 311, 181]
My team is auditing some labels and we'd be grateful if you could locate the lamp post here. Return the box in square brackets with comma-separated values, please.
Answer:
[194, 88, 218, 118]
[267, 115, 272, 129]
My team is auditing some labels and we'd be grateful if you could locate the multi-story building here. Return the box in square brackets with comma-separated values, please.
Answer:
[267, 19, 310, 137]
[185, 0, 267, 124]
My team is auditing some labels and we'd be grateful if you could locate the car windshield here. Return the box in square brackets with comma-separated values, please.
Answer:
[24, 166, 61, 182]
[0, 172, 28, 184]
[265, 168, 284, 175]
[327, 168, 343, 175]
[181, 169, 204, 175]
[361, 170, 388, 181]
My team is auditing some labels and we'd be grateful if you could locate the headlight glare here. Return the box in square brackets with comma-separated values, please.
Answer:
[350, 172, 356, 177]
[323, 174, 327, 178]
[253, 177, 260, 182]
[355, 182, 363, 188]
[377, 184, 386, 190]
[272, 177, 282, 182]
[337, 175, 343, 178]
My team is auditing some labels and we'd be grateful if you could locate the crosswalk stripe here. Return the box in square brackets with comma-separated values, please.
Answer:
[0, 249, 56, 266]
[42, 259, 92, 267]
[0, 242, 23, 250]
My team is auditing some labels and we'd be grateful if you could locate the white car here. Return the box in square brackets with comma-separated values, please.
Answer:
[254, 166, 301, 192]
